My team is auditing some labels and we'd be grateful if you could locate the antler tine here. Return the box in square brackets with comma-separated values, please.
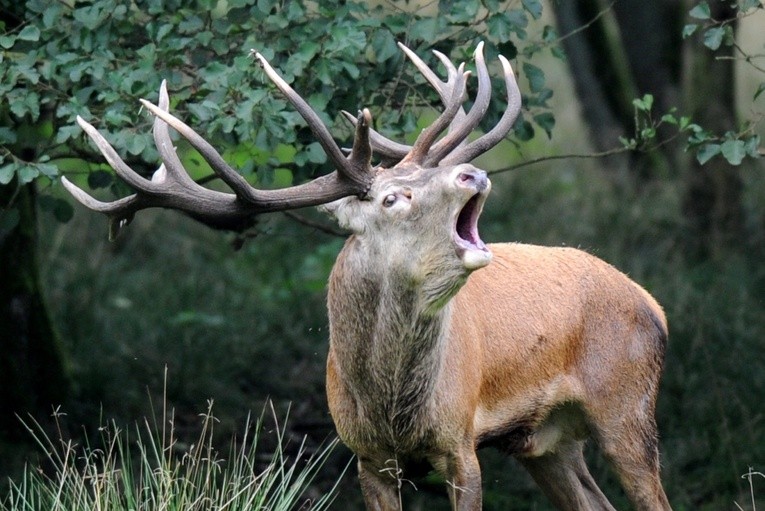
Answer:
[340, 44, 473, 166]
[62, 113, 173, 238]
[60, 176, 145, 239]
[340, 110, 411, 162]
[151, 80, 196, 186]
[441, 55, 521, 166]
[400, 44, 460, 105]
[401, 63, 468, 165]
[140, 99, 266, 204]
[348, 108, 373, 171]
[75, 116, 157, 192]
[425, 42, 491, 166]
[406, 46, 469, 131]
[251, 51, 371, 189]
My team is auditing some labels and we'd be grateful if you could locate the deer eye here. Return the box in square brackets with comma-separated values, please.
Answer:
[382, 194, 397, 207]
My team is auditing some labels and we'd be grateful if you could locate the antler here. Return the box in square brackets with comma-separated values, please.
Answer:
[65, 44, 519, 239]
[342, 42, 521, 168]
[63, 54, 375, 239]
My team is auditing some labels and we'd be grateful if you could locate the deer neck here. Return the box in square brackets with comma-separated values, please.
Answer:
[327, 236, 459, 441]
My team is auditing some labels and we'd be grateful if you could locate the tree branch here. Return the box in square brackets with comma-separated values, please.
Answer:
[487, 147, 628, 175]
[282, 211, 349, 237]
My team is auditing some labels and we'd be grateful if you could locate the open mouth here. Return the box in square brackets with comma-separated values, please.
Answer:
[454, 192, 489, 256]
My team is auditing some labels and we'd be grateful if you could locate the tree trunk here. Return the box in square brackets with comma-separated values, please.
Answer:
[680, 0, 744, 260]
[0, 181, 70, 439]
[552, 0, 744, 258]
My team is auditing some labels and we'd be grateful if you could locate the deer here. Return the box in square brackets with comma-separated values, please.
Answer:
[63, 42, 672, 510]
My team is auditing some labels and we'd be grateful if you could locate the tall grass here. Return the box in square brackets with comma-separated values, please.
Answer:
[2, 395, 347, 511]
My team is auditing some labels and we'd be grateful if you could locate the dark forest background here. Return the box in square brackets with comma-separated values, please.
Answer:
[2, 0, 765, 508]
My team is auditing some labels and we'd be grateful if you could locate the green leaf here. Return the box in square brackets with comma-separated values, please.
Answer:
[0, 163, 17, 185]
[42, 4, 62, 28]
[272, 167, 293, 187]
[640, 127, 657, 140]
[632, 94, 654, 112]
[18, 25, 41, 42]
[720, 139, 746, 165]
[125, 134, 147, 156]
[522, 62, 545, 93]
[0, 127, 18, 144]
[37, 163, 58, 179]
[696, 143, 721, 164]
[619, 136, 637, 149]
[55, 124, 82, 144]
[304, 142, 327, 164]
[487, 13, 511, 42]
[178, 15, 204, 34]
[660, 114, 678, 125]
[522, 0, 543, 19]
[0, 36, 15, 49]
[412, 17, 439, 42]
[73, 5, 107, 30]
[754, 83, 765, 101]
[507, 8, 529, 32]
[682, 24, 698, 38]
[744, 135, 760, 158]
[513, 116, 534, 141]
[18, 165, 40, 184]
[369, 30, 398, 63]
[739, 0, 761, 12]
[689, 2, 711, 19]
[533, 112, 555, 138]
[703, 27, 724, 50]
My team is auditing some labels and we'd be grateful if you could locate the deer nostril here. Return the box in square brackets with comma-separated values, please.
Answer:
[458, 170, 488, 191]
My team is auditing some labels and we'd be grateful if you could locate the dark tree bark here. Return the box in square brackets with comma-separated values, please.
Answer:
[0, 3, 70, 438]
[0, 181, 70, 439]
[553, 0, 744, 259]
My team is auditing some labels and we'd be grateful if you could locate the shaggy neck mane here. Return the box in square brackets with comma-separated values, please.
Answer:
[327, 237, 453, 446]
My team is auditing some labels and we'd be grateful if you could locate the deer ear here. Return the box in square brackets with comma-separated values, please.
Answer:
[319, 197, 365, 233]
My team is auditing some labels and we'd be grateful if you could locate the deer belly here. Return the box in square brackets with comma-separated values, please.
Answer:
[473, 372, 589, 456]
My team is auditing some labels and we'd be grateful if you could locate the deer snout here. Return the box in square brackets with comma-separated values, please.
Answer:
[456, 168, 489, 192]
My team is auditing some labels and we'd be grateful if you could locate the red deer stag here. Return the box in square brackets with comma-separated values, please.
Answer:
[64, 43, 672, 510]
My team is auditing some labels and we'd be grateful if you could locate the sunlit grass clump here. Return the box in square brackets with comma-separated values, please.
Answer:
[2, 401, 344, 511]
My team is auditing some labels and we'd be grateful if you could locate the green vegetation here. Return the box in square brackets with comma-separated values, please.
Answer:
[2, 395, 346, 511]
[2, 0, 765, 509]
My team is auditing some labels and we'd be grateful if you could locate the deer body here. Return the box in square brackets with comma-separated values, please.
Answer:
[327, 220, 670, 510]
[66, 42, 671, 510]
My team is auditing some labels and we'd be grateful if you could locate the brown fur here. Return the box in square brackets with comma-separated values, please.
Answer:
[327, 241, 671, 510]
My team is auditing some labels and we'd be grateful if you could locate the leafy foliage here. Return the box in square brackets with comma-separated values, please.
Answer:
[678, 0, 764, 165]
[1, 0, 561, 230]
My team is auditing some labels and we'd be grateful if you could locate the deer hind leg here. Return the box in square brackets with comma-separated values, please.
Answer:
[592, 415, 672, 511]
[430, 446, 483, 511]
[519, 440, 616, 511]
[446, 450, 483, 511]
[358, 459, 403, 511]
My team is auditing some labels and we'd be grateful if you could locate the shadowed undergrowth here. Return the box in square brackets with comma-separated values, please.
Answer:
[1, 386, 348, 511]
